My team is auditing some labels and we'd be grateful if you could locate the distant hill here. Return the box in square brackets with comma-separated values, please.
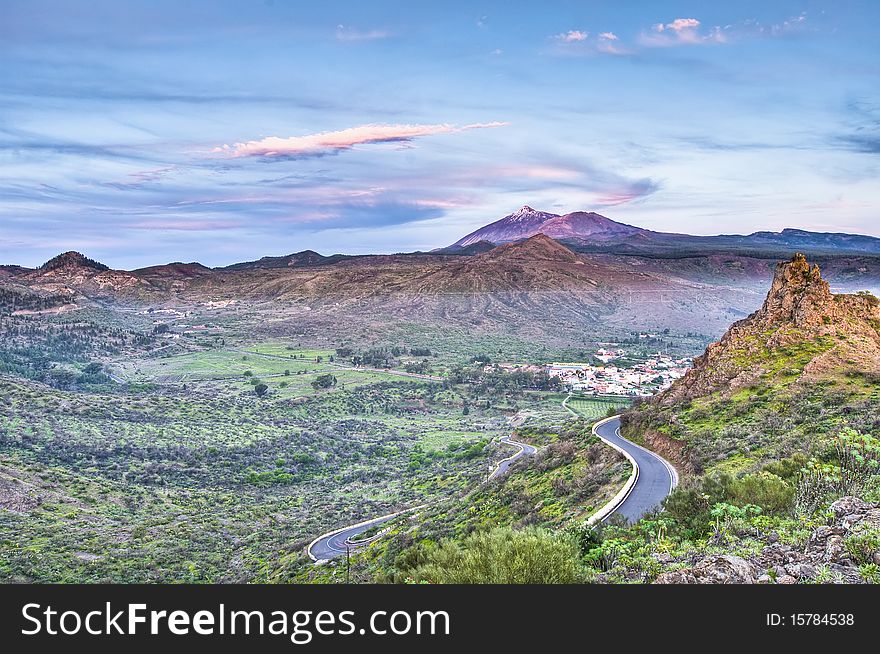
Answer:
[40, 251, 109, 273]
[222, 250, 350, 270]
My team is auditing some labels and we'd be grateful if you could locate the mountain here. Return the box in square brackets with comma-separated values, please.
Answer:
[659, 253, 880, 404]
[621, 252, 880, 476]
[22, 251, 142, 296]
[222, 250, 348, 270]
[731, 228, 880, 253]
[4, 235, 878, 340]
[451, 206, 880, 257]
[450, 206, 646, 248]
[39, 251, 109, 273]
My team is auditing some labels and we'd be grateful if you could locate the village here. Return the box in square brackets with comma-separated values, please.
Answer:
[490, 346, 692, 397]
[546, 348, 692, 396]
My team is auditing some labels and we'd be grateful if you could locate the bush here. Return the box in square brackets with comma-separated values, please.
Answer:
[311, 374, 337, 390]
[663, 473, 733, 537]
[845, 527, 880, 566]
[401, 527, 584, 584]
[729, 472, 795, 515]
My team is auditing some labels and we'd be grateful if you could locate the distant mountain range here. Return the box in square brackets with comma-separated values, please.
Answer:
[2, 206, 879, 338]
[447, 206, 880, 257]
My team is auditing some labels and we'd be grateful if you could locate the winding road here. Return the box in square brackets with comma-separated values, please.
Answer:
[589, 416, 678, 524]
[488, 434, 538, 480]
[307, 398, 679, 561]
[307, 506, 429, 562]
[307, 429, 537, 561]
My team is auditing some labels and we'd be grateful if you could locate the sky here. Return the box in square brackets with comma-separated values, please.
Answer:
[1, 0, 879, 268]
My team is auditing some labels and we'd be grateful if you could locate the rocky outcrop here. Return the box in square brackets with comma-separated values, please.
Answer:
[655, 554, 757, 584]
[653, 497, 880, 584]
[659, 253, 880, 403]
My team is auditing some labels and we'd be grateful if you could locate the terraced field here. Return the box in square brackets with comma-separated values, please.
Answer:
[565, 395, 632, 419]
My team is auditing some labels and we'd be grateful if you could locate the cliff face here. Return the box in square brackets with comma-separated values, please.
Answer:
[659, 253, 880, 404]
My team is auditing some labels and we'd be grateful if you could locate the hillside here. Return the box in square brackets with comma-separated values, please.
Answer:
[4, 238, 878, 342]
[661, 253, 880, 404]
[623, 253, 880, 475]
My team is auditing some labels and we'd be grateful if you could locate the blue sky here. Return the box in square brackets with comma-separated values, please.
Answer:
[1, 0, 878, 268]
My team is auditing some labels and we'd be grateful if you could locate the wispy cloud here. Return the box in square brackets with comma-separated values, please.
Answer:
[214, 122, 508, 159]
[595, 178, 661, 206]
[833, 100, 880, 154]
[639, 13, 812, 48]
[335, 24, 391, 42]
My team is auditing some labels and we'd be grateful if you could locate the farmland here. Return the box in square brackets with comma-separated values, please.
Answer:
[565, 396, 632, 420]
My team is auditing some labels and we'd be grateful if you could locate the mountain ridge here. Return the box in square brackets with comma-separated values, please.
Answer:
[658, 252, 880, 404]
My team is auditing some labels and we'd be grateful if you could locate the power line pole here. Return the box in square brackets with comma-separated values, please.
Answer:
[345, 544, 351, 584]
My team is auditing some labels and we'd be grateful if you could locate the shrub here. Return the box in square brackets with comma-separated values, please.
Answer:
[729, 472, 795, 515]
[311, 374, 337, 390]
[401, 527, 584, 584]
[844, 527, 880, 566]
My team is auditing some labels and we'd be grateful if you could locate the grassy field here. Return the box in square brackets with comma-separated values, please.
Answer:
[565, 395, 632, 420]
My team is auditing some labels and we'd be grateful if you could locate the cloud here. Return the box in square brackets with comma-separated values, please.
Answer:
[555, 30, 588, 43]
[657, 18, 701, 33]
[639, 13, 812, 48]
[836, 134, 880, 154]
[833, 100, 880, 154]
[595, 178, 661, 206]
[214, 122, 508, 159]
[640, 17, 727, 47]
[335, 25, 390, 42]
[548, 28, 630, 56]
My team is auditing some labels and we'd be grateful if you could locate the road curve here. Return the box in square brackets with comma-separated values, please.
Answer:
[590, 416, 678, 524]
[307, 506, 428, 562]
[307, 431, 537, 561]
[489, 434, 538, 480]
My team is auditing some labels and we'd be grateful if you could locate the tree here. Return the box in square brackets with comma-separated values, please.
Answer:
[254, 383, 268, 397]
[311, 374, 337, 390]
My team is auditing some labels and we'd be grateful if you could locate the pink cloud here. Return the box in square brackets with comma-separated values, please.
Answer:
[656, 18, 701, 33]
[215, 122, 508, 158]
[640, 17, 728, 47]
[555, 30, 588, 43]
[598, 32, 618, 41]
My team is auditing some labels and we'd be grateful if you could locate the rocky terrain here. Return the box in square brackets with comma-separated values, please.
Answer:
[655, 497, 880, 584]
[659, 253, 880, 404]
